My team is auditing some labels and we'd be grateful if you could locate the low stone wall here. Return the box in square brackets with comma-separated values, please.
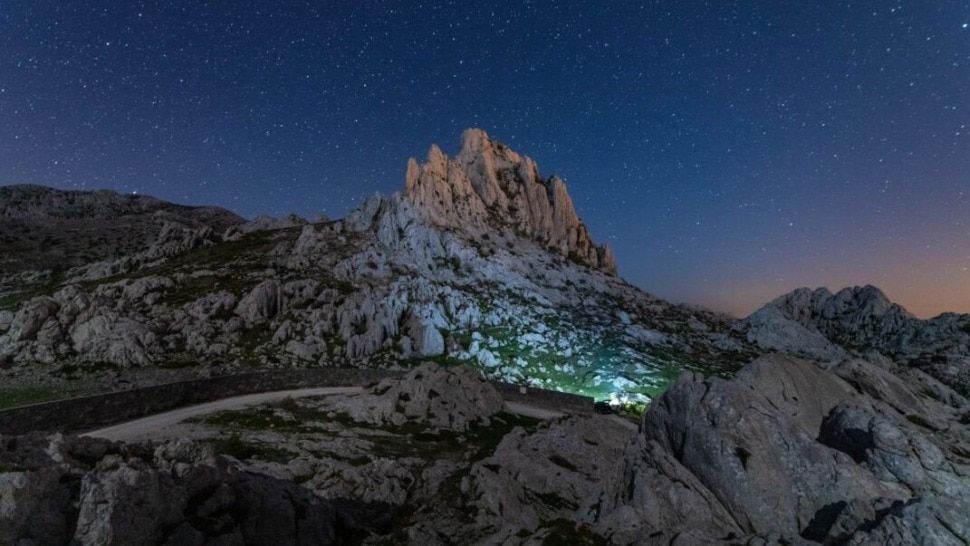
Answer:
[0, 368, 400, 436]
[0, 369, 593, 435]
[493, 382, 594, 415]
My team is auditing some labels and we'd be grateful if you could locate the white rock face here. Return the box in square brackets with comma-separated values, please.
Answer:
[235, 280, 283, 325]
[407, 315, 444, 357]
[404, 129, 617, 274]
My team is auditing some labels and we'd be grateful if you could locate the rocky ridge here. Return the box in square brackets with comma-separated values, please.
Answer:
[0, 184, 243, 276]
[741, 285, 970, 396]
[0, 131, 753, 404]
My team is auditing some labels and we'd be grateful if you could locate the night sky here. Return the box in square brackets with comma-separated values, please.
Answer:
[1, 2, 968, 318]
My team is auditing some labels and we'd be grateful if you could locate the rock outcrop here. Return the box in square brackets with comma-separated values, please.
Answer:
[1, 353, 967, 544]
[404, 128, 617, 274]
[611, 354, 970, 544]
[329, 363, 505, 432]
[442, 353, 968, 544]
[0, 434, 389, 545]
[740, 286, 970, 396]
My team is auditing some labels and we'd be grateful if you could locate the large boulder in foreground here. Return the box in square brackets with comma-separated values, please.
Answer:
[464, 415, 633, 541]
[336, 363, 505, 431]
[0, 434, 389, 545]
[622, 354, 970, 544]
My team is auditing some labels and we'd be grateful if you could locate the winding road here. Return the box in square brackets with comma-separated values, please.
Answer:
[82, 387, 579, 442]
[82, 386, 363, 441]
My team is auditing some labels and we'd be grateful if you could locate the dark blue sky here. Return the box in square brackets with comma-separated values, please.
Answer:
[1, 1, 968, 317]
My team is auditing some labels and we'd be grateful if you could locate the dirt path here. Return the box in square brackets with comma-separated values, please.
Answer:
[82, 386, 364, 441]
[83, 388, 577, 442]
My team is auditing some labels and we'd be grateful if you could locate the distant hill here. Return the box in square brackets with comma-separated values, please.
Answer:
[0, 184, 243, 274]
[741, 285, 970, 395]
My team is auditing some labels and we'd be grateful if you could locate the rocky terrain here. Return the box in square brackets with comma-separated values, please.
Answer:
[1, 129, 969, 544]
[742, 285, 970, 397]
[0, 184, 243, 277]
[0, 129, 755, 406]
[2, 358, 966, 544]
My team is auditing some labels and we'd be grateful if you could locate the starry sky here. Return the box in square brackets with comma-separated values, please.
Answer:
[1, 1, 968, 318]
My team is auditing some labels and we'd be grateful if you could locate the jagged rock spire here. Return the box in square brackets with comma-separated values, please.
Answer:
[404, 128, 616, 274]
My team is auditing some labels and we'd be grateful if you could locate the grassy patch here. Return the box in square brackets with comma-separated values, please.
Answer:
[194, 400, 538, 465]
[162, 274, 259, 307]
[905, 413, 937, 430]
[540, 519, 610, 546]
[52, 361, 120, 378]
[0, 462, 25, 473]
[210, 433, 298, 464]
[0, 291, 29, 312]
[238, 326, 273, 364]
[158, 357, 200, 369]
[331, 411, 540, 462]
[189, 405, 318, 433]
[0, 384, 99, 410]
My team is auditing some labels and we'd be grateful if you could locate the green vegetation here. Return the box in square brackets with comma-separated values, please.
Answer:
[0, 291, 29, 312]
[189, 402, 319, 433]
[525, 489, 579, 511]
[53, 361, 120, 379]
[433, 255, 462, 274]
[0, 384, 99, 410]
[210, 433, 298, 464]
[540, 519, 610, 546]
[238, 326, 273, 365]
[0, 462, 25, 473]
[905, 413, 937, 430]
[0, 266, 71, 311]
[194, 400, 539, 465]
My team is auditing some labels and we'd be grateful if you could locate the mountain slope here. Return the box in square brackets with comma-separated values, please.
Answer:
[0, 130, 754, 403]
[0, 184, 243, 275]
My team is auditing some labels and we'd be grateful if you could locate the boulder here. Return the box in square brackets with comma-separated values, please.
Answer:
[639, 355, 895, 536]
[235, 280, 283, 324]
[336, 363, 504, 431]
[0, 434, 390, 545]
[466, 415, 633, 539]
[6, 297, 59, 342]
[407, 314, 444, 357]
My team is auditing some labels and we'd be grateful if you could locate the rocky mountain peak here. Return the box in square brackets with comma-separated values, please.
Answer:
[404, 128, 616, 274]
[740, 283, 970, 369]
[769, 284, 911, 324]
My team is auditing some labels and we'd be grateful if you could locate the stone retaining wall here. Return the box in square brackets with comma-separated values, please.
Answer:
[0, 368, 593, 435]
[492, 382, 594, 415]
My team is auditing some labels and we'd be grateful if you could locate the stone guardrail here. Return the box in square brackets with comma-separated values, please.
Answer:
[0, 368, 593, 435]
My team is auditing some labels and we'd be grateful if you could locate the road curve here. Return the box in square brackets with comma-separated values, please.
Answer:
[82, 386, 363, 442]
[82, 387, 576, 442]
